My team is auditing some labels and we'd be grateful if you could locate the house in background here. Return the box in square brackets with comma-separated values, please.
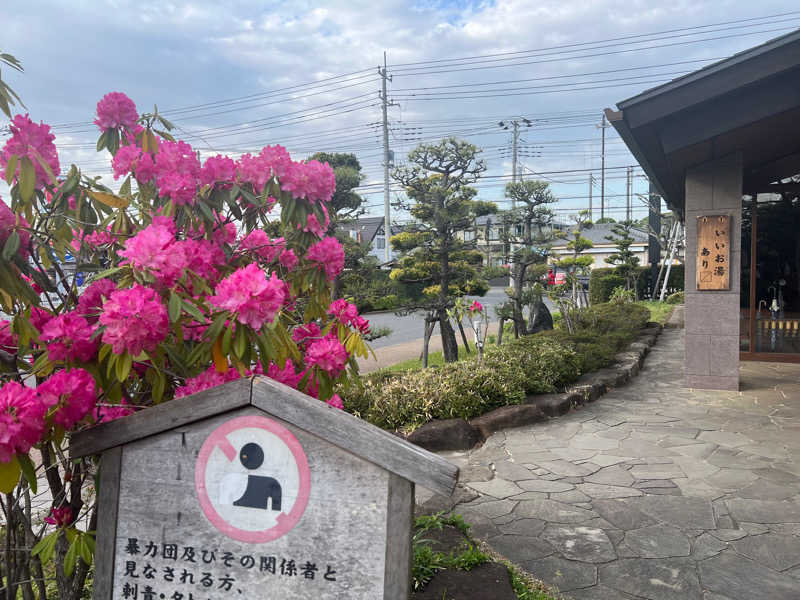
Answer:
[339, 216, 399, 263]
[463, 212, 568, 268]
[549, 222, 650, 269]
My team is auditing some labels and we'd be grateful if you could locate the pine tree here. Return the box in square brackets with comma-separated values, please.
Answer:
[391, 138, 495, 364]
[604, 220, 642, 295]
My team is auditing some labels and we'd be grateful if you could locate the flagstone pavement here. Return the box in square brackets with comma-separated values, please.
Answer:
[417, 328, 800, 599]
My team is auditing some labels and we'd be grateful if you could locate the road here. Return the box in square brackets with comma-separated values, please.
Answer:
[364, 287, 511, 349]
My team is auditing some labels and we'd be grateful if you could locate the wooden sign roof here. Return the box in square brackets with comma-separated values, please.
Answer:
[71, 376, 458, 497]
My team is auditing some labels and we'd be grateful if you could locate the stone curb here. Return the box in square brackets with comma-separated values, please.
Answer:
[405, 322, 664, 452]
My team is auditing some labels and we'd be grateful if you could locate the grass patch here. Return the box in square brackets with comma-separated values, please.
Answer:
[636, 300, 674, 325]
[381, 344, 473, 373]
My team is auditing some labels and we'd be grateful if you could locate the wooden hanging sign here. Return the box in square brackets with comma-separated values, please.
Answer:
[696, 215, 731, 291]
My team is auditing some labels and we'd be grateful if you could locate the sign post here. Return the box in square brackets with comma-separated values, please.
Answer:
[696, 215, 731, 291]
[72, 377, 459, 600]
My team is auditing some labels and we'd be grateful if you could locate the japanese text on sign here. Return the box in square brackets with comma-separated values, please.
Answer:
[696, 215, 731, 291]
[118, 537, 338, 599]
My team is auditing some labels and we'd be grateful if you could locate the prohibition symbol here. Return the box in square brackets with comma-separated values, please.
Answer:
[195, 415, 311, 543]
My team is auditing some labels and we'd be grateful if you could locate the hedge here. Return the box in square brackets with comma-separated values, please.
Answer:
[589, 264, 684, 304]
[340, 302, 651, 433]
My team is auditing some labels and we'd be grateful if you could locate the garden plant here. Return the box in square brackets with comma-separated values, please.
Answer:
[0, 91, 370, 599]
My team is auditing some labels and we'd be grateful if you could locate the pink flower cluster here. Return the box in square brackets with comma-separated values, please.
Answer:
[154, 141, 201, 205]
[76, 279, 116, 322]
[37, 368, 97, 429]
[111, 144, 156, 181]
[328, 299, 370, 335]
[175, 365, 244, 398]
[239, 230, 285, 262]
[0, 382, 46, 462]
[306, 236, 344, 281]
[210, 264, 287, 330]
[95, 400, 134, 424]
[119, 221, 225, 288]
[44, 506, 73, 527]
[99, 285, 169, 355]
[304, 337, 348, 377]
[281, 159, 336, 204]
[236, 145, 292, 193]
[94, 92, 139, 130]
[200, 155, 236, 187]
[469, 300, 484, 313]
[0, 115, 60, 190]
[0, 320, 16, 353]
[40, 312, 99, 363]
[292, 322, 322, 348]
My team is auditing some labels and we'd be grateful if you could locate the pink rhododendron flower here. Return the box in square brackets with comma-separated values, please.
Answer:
[279, 248, 299, 271]
[240, 230, 285, 262]
[40, 312, 99, 363]
[76, 279, 117, 322]
[99, 285, 169, 356]
[210, 264, 286, 330]
[37, 368, 97, 429]
[111, 144, 141, 178]
[96, 399, 134, 423]
[469, 301, 484, 313]
[304, 337, 348, 376]
[0, 381, 46, 462]
[328, 299, 359, 325]
[94, 92, 138, 130]
[200, 155, 236, 187]
[236, 145, 292, 193]
[156, 172, 197, 205]
[0, 320, 16, 353]
[281, 160, 336, 204]
[292, 322, 321, 347]
[0, 115, 60, 189]
[306, 236, 344, 280]
[44, 506, 73, 527]
[182, 238, 223, 284]
[83, 227, 116, 249]
[29, 307, 54, 333]
[119, 221, 188, 286]
[352, 316, 370, 335]
[175, 365, 243, 398]
[327, 394, 344, 410]
[266, 359, 304, 389]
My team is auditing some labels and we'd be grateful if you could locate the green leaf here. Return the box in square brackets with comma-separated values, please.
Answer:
[221, 324, 233, 355]
[168, 292, 181, 323]
[0, 455, 21, 493]
[181, 300, 207, 326]
[64, 535, 79, 576]
[204, 312, 227, 343]
[77, 533, 94, 566]
[233, 325, 247, 359]
[96, 130, 108, 152]
[2, 231, 20, 260]
[32, 531, 59, 564]
[4, 153, 17, 185]
[17, 453, 37, 494]
[116, 353, 132, 382]
[19, 156, 35, 202]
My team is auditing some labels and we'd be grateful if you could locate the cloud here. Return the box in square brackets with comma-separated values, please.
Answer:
[2, 0, 797, 216]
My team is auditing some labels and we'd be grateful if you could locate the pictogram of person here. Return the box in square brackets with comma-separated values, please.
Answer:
[233, 442, 283, 511]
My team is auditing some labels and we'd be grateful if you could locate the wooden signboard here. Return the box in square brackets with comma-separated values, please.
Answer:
[71, 377, 458, 600]
[696, 215, 731, 290]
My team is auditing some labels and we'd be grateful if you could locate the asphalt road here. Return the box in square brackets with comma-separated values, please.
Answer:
[364, 286, 555, 349]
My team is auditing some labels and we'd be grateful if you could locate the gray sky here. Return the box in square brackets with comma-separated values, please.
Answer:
[3, 1, 799, 222]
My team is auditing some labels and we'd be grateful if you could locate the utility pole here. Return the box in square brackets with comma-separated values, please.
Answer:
[626, 166, 632, 221]
[597, 113, 610, 220]
[588, 173, 594, 221]
[499, 118, 531, 209]
[378, 52, 396, 263]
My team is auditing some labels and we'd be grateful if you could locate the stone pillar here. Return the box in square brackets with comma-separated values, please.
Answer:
[684, 153, 742, 391]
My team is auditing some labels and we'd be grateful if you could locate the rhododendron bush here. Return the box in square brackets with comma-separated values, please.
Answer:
[0, 92, 369, 599]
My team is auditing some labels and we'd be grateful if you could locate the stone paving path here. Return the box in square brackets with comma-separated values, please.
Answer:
[419, 329, 800, 599]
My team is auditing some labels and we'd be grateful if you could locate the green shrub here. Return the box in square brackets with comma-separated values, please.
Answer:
[590, 273, 626, 304]
[666, 291, 684, 304]
[372, 294, 399, 310]
[578, 302, 650, 334]
[340, 301, 650, 432]
[609, 286, 635, 304]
